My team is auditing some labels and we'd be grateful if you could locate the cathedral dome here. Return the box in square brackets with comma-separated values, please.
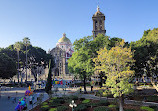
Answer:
[58, 33, 71, 44]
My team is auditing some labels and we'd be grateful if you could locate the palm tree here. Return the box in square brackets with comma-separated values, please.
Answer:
[23, 37, 30, 82]
[14, 42, 21, 83]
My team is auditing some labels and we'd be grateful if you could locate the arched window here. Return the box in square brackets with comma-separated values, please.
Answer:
[95, 21, 98, 30]
[100, 20, 102, 30]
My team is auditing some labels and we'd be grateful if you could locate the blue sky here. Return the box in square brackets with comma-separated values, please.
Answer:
[0, 0, 158, 51]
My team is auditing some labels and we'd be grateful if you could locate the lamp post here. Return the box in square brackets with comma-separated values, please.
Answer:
[17, 49, 20, 83]
[26, 43, 28, 82]
[69, 100, 77, 111]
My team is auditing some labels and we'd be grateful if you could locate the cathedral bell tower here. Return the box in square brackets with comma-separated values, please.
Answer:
[92, 6, 106, 39]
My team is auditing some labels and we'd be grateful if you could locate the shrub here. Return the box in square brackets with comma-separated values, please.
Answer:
[69, 95, 78, 100]
[49, 108, 57, 111]
[86, 102, 98, 108]
[50, 97, 65, 107]
[65, 98, 72, 103]
[55, 98, 65, 104]
[149, 106, 158, 110]
[41, 105, 49, 111]
[124, 109, 136, 111]
[149, 106, 157, 109]
[80, 97, 85, 101]
[57, 98, 65, 104]
[49, 99, 53, 103]
[82, 99, 90, 104]
[108, 104, 117, 108]
[57, 97, 64, 99]
[63, 96, 70, 100]
[57, 106, 68, 111]
[50, 101, 60, 107]
[51, 97, 57, 100]
[146, 95, 158, 102]
[89, 102, 98, 107]
[140, 106, 154, 111]
[50, 102, 61, 107]
[94, 106, 110, 111]
[74, 104, 87, 111]
[95, 90, 103, 97]
[97, 100, 110, 106]
[42, 102, 48, 106]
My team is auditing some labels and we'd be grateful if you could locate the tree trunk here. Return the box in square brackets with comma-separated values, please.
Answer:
[31, 69, 37, 82]
[99, 73, 103, 88]
[83, 75, 87, 94]
[134, 78, 139, 94]
[150, 77, 158, 92]
[119, 96, 124, 111]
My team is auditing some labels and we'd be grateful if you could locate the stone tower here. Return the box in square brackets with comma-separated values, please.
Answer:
[92, 6, 106, 39]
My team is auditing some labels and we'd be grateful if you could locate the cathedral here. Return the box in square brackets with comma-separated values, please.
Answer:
[49, 6, 106, 79]
[49, 33, 74, 79]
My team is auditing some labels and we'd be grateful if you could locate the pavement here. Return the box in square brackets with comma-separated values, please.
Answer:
[0, 86, 49, 111]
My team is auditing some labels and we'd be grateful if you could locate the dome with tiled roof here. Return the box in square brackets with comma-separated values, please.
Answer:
[58, 33, 71, 44]
[56, 33, 73, 52]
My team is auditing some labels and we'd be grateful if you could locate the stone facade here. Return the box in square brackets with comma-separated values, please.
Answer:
[49, 33, 73, 79]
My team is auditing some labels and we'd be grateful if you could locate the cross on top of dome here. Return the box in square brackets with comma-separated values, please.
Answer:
[97, 5, 100, 12]
[63, 33, 66, 37]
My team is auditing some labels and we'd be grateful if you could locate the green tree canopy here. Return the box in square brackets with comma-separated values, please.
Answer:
[0, 53, 17, 79]
[130, 28, 158, 90]
[68, 36, 94, 93]
[68, 34, 129, 91]
[0, 38, 54, 81]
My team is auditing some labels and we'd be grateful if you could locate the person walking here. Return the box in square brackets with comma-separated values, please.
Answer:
[29, 95, 33, 104]
[37, 93, 40, 101]
[80, 86, 82, 93]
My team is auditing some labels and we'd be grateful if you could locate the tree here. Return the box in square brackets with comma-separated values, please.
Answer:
[68, 34, 112, 92]
[109, 37, 129, 48]
[0, 39, 54, 82]
[0, 53, 17, 79]
[45, 59, 52, 94]
[94, 40, 135, 111]
[145, 51, 158, 91]
[14, 42, 22, 83]
[68, 36, 93, 93]
[23, 37, 31, 82]
[27, 46, 54, 82]
[130, 28, 158, 90]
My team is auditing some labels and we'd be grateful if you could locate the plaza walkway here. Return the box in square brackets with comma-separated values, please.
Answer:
[0, 86, 49, 111]
[0, 86, 158, 111]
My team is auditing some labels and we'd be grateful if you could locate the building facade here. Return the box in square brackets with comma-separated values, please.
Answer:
[49, 33, 73, 79]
